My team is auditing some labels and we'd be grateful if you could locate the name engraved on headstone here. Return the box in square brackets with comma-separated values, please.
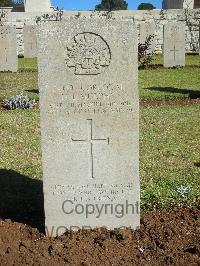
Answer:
[49, 83, 134, 116]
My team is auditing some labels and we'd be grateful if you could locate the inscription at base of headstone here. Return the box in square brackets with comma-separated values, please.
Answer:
[38, 18, 140, 237]
[163, 22, 185, 67]
[0, 26, 18, 72]
[139, 22, 156, 54]
[23, 25, 37, 58]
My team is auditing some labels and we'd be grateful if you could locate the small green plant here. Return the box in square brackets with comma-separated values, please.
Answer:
[137, 3, 156, 10]
[95, 0, 128, 11]
[36, 7, 63, 23]
[138, 35, 155, 69]
[3, 93, 35, 110]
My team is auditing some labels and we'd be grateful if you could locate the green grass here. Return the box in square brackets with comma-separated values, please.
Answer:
[18, 58, 38, 72]
[139, 68, 200, 100]
[0, 58, 38, 101]
[0, 109, 41, 179]
[0, 105, 199, 209]
[140, 54, 200, 100]
[152, 53, 200, 66]
[0, 56, 199, 101]
[0, 72, 38, 100]
[0, 55, 199, 227]
[140, 104, 200, 208]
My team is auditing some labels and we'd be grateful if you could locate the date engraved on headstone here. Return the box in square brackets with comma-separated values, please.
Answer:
[65, 32, 111, 75]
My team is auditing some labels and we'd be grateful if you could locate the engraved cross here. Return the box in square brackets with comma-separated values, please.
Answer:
[72, 119, 109, 179]
[5, 47, 7, 63]
[170, 45, 179, 61]
[28, 40, 33, 50]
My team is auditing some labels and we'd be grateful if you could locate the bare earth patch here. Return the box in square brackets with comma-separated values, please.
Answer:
[1, 98, 200, 110]
[0, 207, 199, 265]
[141, 98, 200, 106]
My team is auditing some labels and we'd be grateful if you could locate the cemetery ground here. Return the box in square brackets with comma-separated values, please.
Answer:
[0, 55, 199, 265]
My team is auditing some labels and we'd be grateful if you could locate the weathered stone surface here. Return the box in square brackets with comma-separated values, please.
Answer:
[2, 9, 200, 55]
[199, 21, 200, 55]
[23, 25, 37, 58]
[139, 22, 156, 53]
[0, 26, 18, 72]
[163, 22, 185, 67]
[38, 18, 139, 237]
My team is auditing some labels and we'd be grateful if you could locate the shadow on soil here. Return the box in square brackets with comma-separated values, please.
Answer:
[0, 169, 44, 232]
[145, 87, 200, 99]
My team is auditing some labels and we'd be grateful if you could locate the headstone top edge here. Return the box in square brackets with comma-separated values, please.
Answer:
[37, 17, 136, 30]
[164, 22, 186, 26]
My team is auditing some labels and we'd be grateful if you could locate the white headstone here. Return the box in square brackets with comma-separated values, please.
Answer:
[163, 22, 185, 68]
[25, 0, 51, 12]
[199, 21, 200, 55]
[23, 25, 37, 58]
[38, 18, 140, 237]
[139, 22, 155, 54]
[162, 0, 194, 9]
[0, 26, 18, 72]
[183, 0, 194, 9]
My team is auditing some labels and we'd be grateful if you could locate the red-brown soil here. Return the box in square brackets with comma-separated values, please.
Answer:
[148, 64, 200, 70]
[1, 98, 200, 110]
[140, 98, 200, 106]
[0, 207, 199, 266]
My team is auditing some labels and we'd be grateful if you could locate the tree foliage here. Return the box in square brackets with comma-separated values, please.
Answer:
[95, 0, 128, 11]
[137, 3, 156, 10]
[0, 0, 24, 7]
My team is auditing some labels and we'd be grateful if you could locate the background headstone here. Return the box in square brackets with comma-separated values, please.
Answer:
[25, 0, 51, 12]
[198, 21, 200, 55]
[23, 25, 37, 58]
[139, 22, 156, 54]
[38, 18, 140, 237]
[0, 26, 18, 72]
[163, 22, 185, 67]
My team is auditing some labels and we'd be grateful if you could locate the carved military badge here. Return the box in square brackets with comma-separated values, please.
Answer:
[65, 32, 111, 75]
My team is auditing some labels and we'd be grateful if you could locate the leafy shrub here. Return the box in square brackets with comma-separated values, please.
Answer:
[3, 93, 35, 110]
[138, 35, 155, 69]
[95, 0, 128, 11]
[138, 3, 156, 10]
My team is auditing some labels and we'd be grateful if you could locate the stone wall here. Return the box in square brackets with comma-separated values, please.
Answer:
[114, 9, 200, 53]
[0, 8, 200, 56]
